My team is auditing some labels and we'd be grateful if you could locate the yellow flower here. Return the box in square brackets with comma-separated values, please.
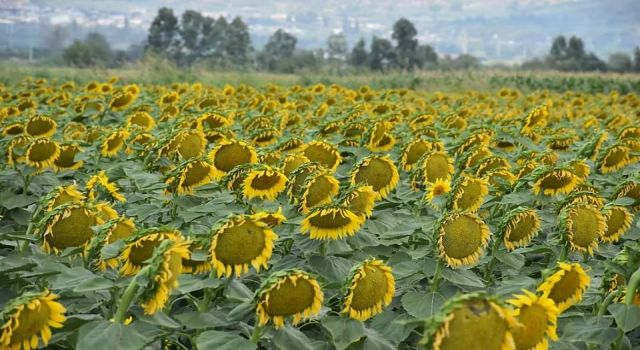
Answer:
[421, 150, 454, 183]
[25, 115, 56, 138]
[100, 129, 130, 157]
[301, 141, 342, 171]
[250, 208, 287, 228]
[0, 291, 66, 350]
[208, 140, 258, 179]
[560, 203, 605, 255]
[537, 262, 590, 312]
[301, 205, 365, 240]
[7, 135, 32, 166]
[166, 159, 217, 195]
[181, 242, 212, 275]
[532, 169, 578, 196]
[298, 171, 339, 212]
[341, 185, 377, 219]
[86, 170, 126, 203]
[109, 90, 137, 111]
[501, 208, 541, 251]
[350, 155, 399, 199]
[163, 129, 208, 160]
[40, 203, 98, 254]
[601, 205, 633, 243]
[126, 112, 156, 131]
[25, 138, 60, 169]
[342, 259, 395, 321]
[425, 178, 451, 203]
[242, 166, 288, 201]
[45, 184, 85, 210]
[449, 175, 489, 212]
[119, 230, 186, 276]
[400, 139, 439, 171]
[508, 290, 559, 350]
[282, 153, 311, 176]
[53, 144, 83, 171]
[436, 211, 491, 268]
[255, 270, 323, 328]
[210, 215, 277, 278]
[599, 144, 631, 174]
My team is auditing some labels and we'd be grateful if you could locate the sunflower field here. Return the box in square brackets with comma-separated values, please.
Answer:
[0, 77, 639, 350]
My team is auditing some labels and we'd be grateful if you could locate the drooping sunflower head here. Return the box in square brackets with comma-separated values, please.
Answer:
[242, 165, 288, 201]
[86, 170, 126, 203]
[7, 135, 32, 166]
[39, 203, 98, 254]
[286, 163, 326, 202]
[569, 159, 591, 180]
[119, 229, 186, 276]
[126, 111, 156, 131]
[421, 150, 454, 183]
[537, 262, 590, 312]
[181, 241, 213, 275]
[2, 122, 24, 136]
[366, 121, 396, 152]
[500, 207, 541, 251]
[447, 174, 489, 212]
[556, 190, 604, 213]
[44, 184, 85, 210]
[531, 168, 579, 196]
[350, 155, 399, 199]
[165, 158, 217, 195]
[342, 258, 395, 321]
[0, 290, 66, 350]
[100, 129, 130, 158]
[85, 216, 136, 271]
[25, 138, 60, 169]
[301, 141, 341, 171]
[298, 170, 340, 213]
[251, 128, 281, 147]
[25, 115, 57, 138]
[601, 205, 634, 244]
[139, 239, 190, 315]
[196, 112, 232, 131]
[455, 131, 492, 156]
[301, 204, 365, 240]
[614, 180, 640, 212]
[598, 144, 631, 174]
[281, 153, 311, 176]
[560, 203, 605, 256]
[435, 211, 491, 268]
[422, 293, 516, 350]
[53, 143, 83, 171]
[474, 156, 511, 178]
[250, 207, 287, 228]
[210, 215, 278, 278]
[255, 269, 323, 328]
[507, 290, 559, 350]
[109, 90, 137, 111]
[208, 139, 258, 178]
[400, 138, 439, 171]
[340, 185, 377, 219]
[171, 129, 208, 160]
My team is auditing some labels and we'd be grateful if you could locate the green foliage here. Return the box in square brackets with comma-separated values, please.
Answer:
[392, 18, 419, 71]
[62, 33, 113, 68]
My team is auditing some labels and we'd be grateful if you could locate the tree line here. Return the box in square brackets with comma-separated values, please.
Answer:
[62, 7, 640, 73]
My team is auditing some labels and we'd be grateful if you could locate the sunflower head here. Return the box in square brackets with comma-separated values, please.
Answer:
[601, 205, 634, 244]
[531, 168, 579, 196]
[53, 143, 83, 171]
[100, 129, 130, 157]
[250, 207, 287, 228]
[342, 258, 395, 321]
[0, 290, 66, 350]
[598, 144, 631, 174]
[614, 180, 640, 212]
[559, 203, 605, 256]
[340, 185, 377, 219]
[196, 112, 232, 131]
[7, 135, 32, 166]
[119, 228, 186, 276]
[165, 158, 217, 195]
[181, 241, 213, 275]
[37, 203, 98, 254]
[400, 138, 439, 171]
[126, 111, 156, 131]
[278, 137, 305, 154]
[298, 170, 340, 212]
[109, 90, 137, 111]
[86, 170, 126, 203]
[301, 141, 341, 171]
[255, 269, 323, 328]
[210, 215, 278, 278]
[537, 262, 590, 312]
[507, 290, 559, 350]
[208, 140, 258, 178]
[421, 293, 516, 350]
[301, 204, 365, 240]
[242, 165, 288, 201]
[286, 163, 326, 202]
[281, 153, 311, 176]
[499, 207, 541, 251]
[85, 216, 136, 271]
[350, 155, 399, 199]
[447, 174, 489, 212]
[435, 211, 491, 268]
[25, 115, 56, 138]
[25, 138, 60, 169]
[421, 150, 454, 183]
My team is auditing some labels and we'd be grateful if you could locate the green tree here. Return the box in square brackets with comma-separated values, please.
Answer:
[549, 36, 567, 59]
[566, 36, 585, 60]
[417, 44, 438, 69]
[392, 18, 419, 70]
[369, 36, 395, 71]
[350, 38, 368, 67]
[327, 33, 348, 61]
[179, 10, 207, 64]
[202, 17, 228, 59]
[147, 7, 178, 55]
[259, 29, 297, 71]
[608, 52, 632, 73]
[63, 32, 112, 67]
[633, 47, 640, 72]
[225, 17, 251, 65]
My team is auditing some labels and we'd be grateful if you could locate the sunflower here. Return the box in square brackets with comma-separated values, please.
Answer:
[286, 163, 326, 202]
[45, 184, 85, 210]
[425, 178, 451, 204]
[400, 139, 438, 171]
[166, 159, 217, 195]
[181, 242, 212, 275]
[40, 203, 98, 254]
[500, 208, 541, 251]
[367, 121, 396, 152]
[342, 259, 395, 321]
[119, 229, 186, 276]
[100, 129, 130, 157]
[301, 204, 365, 240]
[507, 290, 559, 350]
[448, 175, 489, 212]
[86, 170, 126, 203]
[0, 291, 66, 350]
[126, 112, 156, 131]
[424, 294, 516, 350]
[250, 208, 287, 228]
[2, 122, 24, 136]
[25, 138, 60, 169]
[537, 262, 590, 312]
[139, 239, 190, 315]
[615, 180, 640, 212]
[242, 166, 288, 201]
[86, 216, 136, 271]
[7, 135, 32, 166]
[435, 211, 491, 268]
[109, 90, 137, 111]
[350, 155, 399, 199]
[601, 205, 633, 243]
[301, 141, 342, 171]
[165, 129, 208, 160]
[25, 115, 56, 138]
[421, 150, 454, 183]
[560, 203, 605, 255]
[255, 270, 323, 328]
[462, 146, 493, 170]
[569, 159, 590, 180]
[53, 144, 83, 171]
[340, 185, 377, 219]
[210, 215, 277, 278]
[599, 144, 631, 174]
[209, 140, 258, 178]
[531, 169, 579, 196]
[455, 132, 492, 156]
[298, 171, 340, 212]
[282, 153, 311, 176]
[95, 202, 119, 222]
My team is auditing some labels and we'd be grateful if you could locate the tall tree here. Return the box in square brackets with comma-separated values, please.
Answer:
[147, 7, 178, 55]
[633, 47, 640, 72]
[549, 36, 567, 59]
[225, 17, 251, 65]
[566, 36, 585, 59]
[350, 38, 368, 67]
[180, 10, 206, 63]
[203, 17, 228, 58]
[417, 44, 438, 69]
[369, 36, 395, 71]
[327, 33, 348, 61]
[608, 52, 632, 73]
[392, 18, 419, 70]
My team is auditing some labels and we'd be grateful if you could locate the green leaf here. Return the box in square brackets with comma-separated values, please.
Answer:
[308, 255, 353, 284]
[1, 193, 38, 210]
[196, 330, 255, 350]
[608, 303, 640, 333]
[561, 316, 618, 345]
[76, 320, 151, 350]
[138, 312, 181, 329]
[321, 315, 365, 350]
[272, 326, 314, 350]
[401, 291, 445, 319]
[73, 275, 114, 292]
[493, 249, 525, 270]
[174, 310, 231, 329]
[362, 328, 395, 350]
[441, 267, 485, 288]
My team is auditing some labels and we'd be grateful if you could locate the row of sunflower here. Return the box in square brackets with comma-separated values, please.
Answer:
[0, 77, 639, 349]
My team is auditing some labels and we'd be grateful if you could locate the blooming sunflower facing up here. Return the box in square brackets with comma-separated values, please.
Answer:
[507, 290, 559, 350]
[537, 262, 590, 312]
[301, 204, 365, 240]
[0, 291, 66, 350]
[25, 138, 60, 169]
[301, 141, 342, 171]
[531, 168, 579, 196]
[448, 174, 489, 212]
[139, 239, 190, 315]
[119, 229, 186, 276]
[559, 203, 605, 255]
[342, 258, 395, 321]
[100, 129, 129, 157]
[340, 185, 377, 219]
[298, 170, 340, 213]
[421, 294, 516, 350]
[25, 115, 56, 138]
[86, 170, 126, 203]
[38, 203, 98, 254]
[425, 178, 451, 205]
[208, 140, 258, 178]
[435, 211, 491, 268]
[500, 208, 541, 251]
[598, 144, 631, 174]
[165, 159, 217, 195]
[350, 155, 399, 200]
[255, 270, 323, 328]
[209, 214, 277, 278]
[242, 166, 288, 201]
[601, 205, 634, 243]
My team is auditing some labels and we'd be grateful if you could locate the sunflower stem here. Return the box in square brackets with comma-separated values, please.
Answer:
[114, 266, 148, 323]
[598, 291, 618, 317]
[483, 238, 502, 283]
[250, 325, 263, 344]
[559, 244, 568, 262]
[624, 267, 640, 305]
[431, 259, 443, 292]
[320, 241, 327, 256]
